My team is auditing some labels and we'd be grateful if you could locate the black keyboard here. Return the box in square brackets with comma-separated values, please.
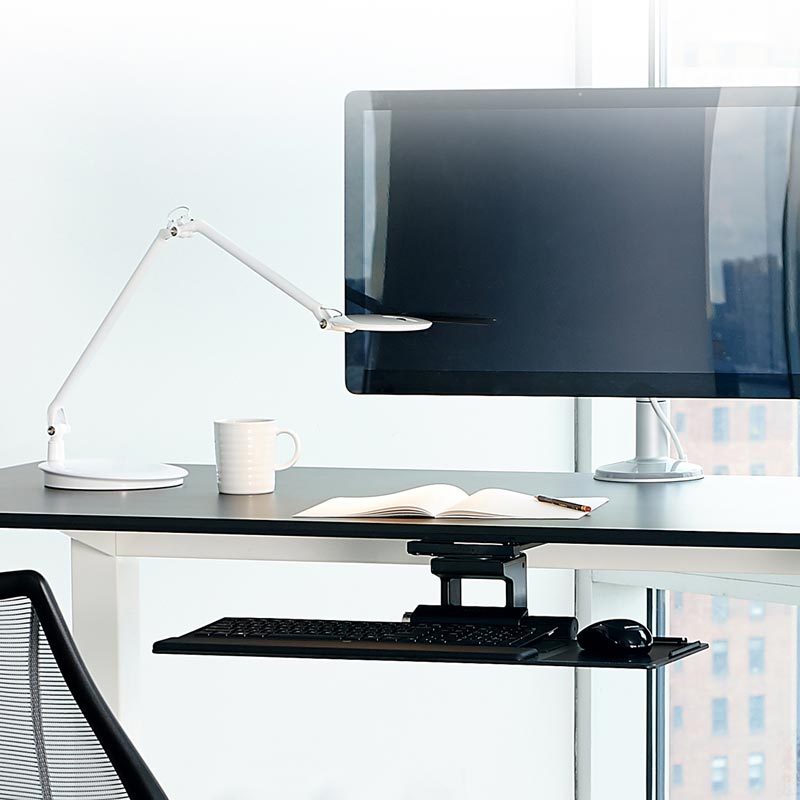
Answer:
[153, 616, 570, 664]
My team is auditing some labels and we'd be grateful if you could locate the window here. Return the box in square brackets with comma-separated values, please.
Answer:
[675, 411, 687, 433]
[711, 698, 728, 735]
[711, 756, 728, 793]
[674, 591, 683, 610]
[712, 407, 730, 443]
[665, 594, 797, 799]
[643, 4, 800, 799]
[673, 705, 684, 729]
[749, 695, 765, 733]
[712, 640, 729, 676]
[749, 405, 767, 440]
[713, 465, 730, 476]
[748, 753, 765, 791]
[749, 638, 765, 674]
[712, 596, 729, 623]
[672, 763, 684, 786]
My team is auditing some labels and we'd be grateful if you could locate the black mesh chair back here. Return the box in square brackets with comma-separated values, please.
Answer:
[0, 570, 168, 799]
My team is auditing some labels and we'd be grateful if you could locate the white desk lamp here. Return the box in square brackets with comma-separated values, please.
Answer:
[39, 207, 431, 491]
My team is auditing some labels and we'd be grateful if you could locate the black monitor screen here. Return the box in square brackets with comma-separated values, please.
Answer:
[344, 88, 800, 397]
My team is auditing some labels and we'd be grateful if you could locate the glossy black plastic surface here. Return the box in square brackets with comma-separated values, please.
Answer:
[345, 86, 800, 398]
[577, 618, 654, 656]
[154, 617, 704, 670]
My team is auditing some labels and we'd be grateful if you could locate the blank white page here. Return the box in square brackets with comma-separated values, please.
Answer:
[295, 484, 469, 518]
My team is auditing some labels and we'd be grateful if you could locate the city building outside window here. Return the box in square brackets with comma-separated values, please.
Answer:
[711, 756, 728, 793]
[712, 407, 730, 443]
[712, 640, 729, 676]
[711, 698, 728, 736]
[749, 638, 765, 674]
[712, 596, 729, 624]
[749, 695, 765, 734]
[748, 753, 765, 791]
[659, 3, 800, 798]
[749, 405, 767, 440]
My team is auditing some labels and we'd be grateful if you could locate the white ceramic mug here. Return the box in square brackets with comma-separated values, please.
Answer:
[214, 418, 301, 495]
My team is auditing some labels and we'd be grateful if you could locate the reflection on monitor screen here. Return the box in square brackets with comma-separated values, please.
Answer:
[345, 88, 800, 398]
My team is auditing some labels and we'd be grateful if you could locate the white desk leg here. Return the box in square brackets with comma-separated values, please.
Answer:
[70, 537, 141, 730]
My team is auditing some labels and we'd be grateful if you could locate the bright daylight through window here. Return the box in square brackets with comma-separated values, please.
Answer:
[664, 2, 800, 797]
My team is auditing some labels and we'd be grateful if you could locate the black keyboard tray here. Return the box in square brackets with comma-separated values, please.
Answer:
[153, 626, 706, 669]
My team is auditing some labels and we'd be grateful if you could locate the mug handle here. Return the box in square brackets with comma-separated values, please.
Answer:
[275, 429, 301, 471]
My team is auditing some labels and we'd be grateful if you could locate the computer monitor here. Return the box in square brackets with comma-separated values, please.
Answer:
[344, 87, 800, 401]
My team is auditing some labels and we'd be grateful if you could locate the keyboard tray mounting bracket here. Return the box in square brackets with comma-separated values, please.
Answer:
[405, 541, 544, 627]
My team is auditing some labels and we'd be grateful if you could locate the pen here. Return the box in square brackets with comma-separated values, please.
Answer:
[536, 495, 592, 513]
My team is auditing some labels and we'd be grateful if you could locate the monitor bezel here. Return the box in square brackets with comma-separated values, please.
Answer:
[344, 86, 800, 399]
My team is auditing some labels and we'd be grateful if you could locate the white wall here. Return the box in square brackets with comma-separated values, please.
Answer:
[0, 2, 579, 797]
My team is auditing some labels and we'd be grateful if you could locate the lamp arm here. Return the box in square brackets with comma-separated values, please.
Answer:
[178, 219, 331, 325]
[45, 211, 341, 464]
[45, 228, 173, 461]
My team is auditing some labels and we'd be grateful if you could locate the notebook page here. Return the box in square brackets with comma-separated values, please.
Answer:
[440, 489, 609, 519]
[295, 484, 469, 518]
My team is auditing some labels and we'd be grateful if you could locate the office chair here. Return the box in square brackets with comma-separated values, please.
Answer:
[0, 569, 168, 799]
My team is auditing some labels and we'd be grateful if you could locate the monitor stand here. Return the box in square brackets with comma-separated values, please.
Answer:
[593, 398, 704, 483]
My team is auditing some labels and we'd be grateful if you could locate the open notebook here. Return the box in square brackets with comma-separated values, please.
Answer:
[295, 484, 608, 520]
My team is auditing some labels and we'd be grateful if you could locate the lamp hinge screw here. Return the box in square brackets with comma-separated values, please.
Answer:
[47, 426, 55, 436]
[319, 320, 328, 329]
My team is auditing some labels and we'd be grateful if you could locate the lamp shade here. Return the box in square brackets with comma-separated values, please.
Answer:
[327, 314, 431, 333]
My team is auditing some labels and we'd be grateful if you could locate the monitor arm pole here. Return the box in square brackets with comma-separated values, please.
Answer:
[593, 398, 703, 483]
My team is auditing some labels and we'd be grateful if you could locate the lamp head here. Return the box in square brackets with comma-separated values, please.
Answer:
[325, 314, 432, 333]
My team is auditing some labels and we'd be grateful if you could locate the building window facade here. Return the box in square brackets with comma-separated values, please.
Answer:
[712, 407, 730, 443]
[749, 601, 765, 620]
[711, 756, 728, 793]
[711, 698, 728, 736]
[712, 596, 729, 623]
[749, 405, 766, 440]
[749, 637, 765, 674]
[712, 640, 729, 676]
[748, 753, 765, 791]
[748, 695, 765, 733]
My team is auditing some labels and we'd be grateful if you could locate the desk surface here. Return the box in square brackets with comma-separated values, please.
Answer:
[0, 462, 798, 549]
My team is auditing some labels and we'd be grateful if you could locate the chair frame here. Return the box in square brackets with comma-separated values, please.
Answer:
[0, 569, 168, 799]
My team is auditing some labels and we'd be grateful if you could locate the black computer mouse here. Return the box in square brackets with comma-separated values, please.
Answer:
[577, 618, 653, 656]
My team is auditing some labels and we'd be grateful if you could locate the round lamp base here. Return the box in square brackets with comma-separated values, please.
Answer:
[594, 457, 704, 483]
[39, 459, 188, 490]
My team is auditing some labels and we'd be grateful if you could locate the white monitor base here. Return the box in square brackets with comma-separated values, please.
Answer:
[39, 459, 188, 490]
[594, 457, 704, 483]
